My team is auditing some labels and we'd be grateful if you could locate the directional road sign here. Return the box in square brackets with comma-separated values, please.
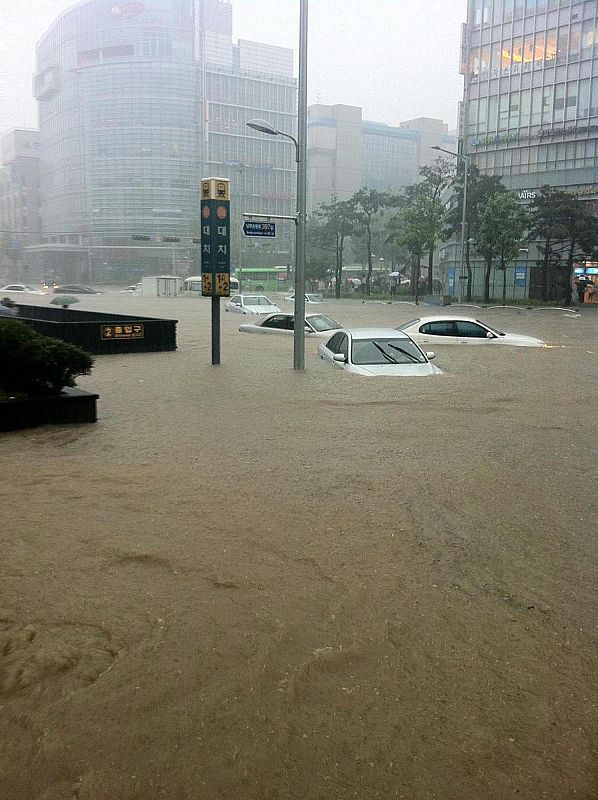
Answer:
[243, 221, 276, 238]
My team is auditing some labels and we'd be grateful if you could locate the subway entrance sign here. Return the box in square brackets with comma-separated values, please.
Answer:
[201, 178, 231, 298]
[243, 220, 276, 238]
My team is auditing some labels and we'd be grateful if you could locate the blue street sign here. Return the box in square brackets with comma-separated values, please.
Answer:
[243, 221, 276, 238]
[514, 266, 527, 287]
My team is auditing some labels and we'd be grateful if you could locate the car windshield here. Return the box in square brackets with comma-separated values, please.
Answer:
[352, 337, 427, 365]
[308, 314, 341, 332]
[396, 318, 420, 331]
[477, 320, 504, 336]
[245, 296, 273, 306]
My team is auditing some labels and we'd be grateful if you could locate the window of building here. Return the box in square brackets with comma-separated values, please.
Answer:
[102, 45, 135, 60]
[545, 29, 558, 62]
[498, 93, 509, 129]
[541, 84, 553, 122]
[578, 77, 590, 115]
[556, 27, 569, 64]
[581, 20, 597, 59]
[520, 88, 531, 125]
[553, 82, 566, 120]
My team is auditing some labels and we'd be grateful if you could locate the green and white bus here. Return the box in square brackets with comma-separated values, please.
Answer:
[236, 267, 290, 293]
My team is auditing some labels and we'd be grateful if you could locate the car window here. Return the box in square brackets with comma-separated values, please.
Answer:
[326, 332, 344, 352]
[4, 286, 19, 291]
[308, 315, 341, 332]
[263, 315, 289, 330]
[422, 320, 457, 336]
[337, 335, 349, 358]
[456, 320, 489, 338]
[230, 295, 240, 304]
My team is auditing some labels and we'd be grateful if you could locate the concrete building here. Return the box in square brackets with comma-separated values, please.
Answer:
[28, 0, 296, 282]
[448, 0, 598, 299]
[307, 104, 456, 211]
[0, 129, 41, 279]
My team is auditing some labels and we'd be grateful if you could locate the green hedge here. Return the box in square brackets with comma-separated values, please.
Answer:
[0, 319, 94, 398]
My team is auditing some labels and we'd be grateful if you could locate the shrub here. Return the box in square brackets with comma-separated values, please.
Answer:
[0, 319, 94, 397]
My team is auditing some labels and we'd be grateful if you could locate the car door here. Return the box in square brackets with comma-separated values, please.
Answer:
[418, 320, 458, 344]
[455, 320, 496, 344]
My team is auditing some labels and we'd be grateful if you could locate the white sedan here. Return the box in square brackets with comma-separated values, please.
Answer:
[226, 294, 281, 315]
[0, 283, 44, 295]
[397, 316, 546, 347]
[319, 328, 442, 377]
[283, 293, 324, 304]
[240, 312, 342, 337]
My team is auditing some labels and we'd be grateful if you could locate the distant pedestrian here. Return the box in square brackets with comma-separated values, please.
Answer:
[576, 276, 589, 304]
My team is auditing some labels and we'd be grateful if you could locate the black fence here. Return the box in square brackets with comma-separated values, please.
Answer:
[16, 305, 177, 354]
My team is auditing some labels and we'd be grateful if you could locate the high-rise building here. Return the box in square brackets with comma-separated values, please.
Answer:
[462, 0, 597, 197]
[29, 0, 296, 281]
[307, 104, 456, 211]
[452, 0, 598, 299]
[0, 129, 42, 279]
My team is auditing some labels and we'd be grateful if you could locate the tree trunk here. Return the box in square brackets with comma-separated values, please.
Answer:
[335, 232, 344, 299]
[465, 238, 473, 302]
[484, 255, 492, 304]
[501, 263, 507, 305]
[366, 220, 373, 296]
[414, 255, 421, 305]
[427, 247, 434, 294]
[540, 237, 550, 301]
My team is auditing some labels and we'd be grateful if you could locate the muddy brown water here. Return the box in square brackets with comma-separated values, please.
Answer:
[1, 294, 597, 799]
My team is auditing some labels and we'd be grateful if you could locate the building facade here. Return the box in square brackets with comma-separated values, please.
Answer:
[29, 0, 296, 281]
[307, 104, 456, 211]
[451, 0, 598, 299]
[0, 129, 42, 281]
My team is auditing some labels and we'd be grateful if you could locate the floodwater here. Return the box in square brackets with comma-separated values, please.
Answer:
[1, 293, 597, 800]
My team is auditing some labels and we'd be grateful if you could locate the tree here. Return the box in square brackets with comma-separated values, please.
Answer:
[305, 214, 335, 289]
[476, 193, 529, 304]
[352, 189, 398, 295]
[416, 158, 455, 293]
[444, 165, 506, 302]
[316, 197, 359, 297]
[388, 192, 430, 305]
[0, 232, 22, 267]
[530, 188, 598, 302]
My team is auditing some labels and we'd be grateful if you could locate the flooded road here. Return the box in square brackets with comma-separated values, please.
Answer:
[2, 294, 597, 800]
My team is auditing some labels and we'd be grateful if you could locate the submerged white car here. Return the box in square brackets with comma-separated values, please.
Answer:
[226, 294, 281, 315]
[240, 312, 342, 337]
[396, 316, 546, 347]
[283, 293, 324, 304]
[0, 283, 44, 295]
[318, 328, 441, 377]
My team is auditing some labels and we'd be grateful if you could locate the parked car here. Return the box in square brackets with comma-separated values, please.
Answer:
[396, 316, 546, 347]
[53, 285, 101, 295]
[225, 294, 280, 315]
[283, 293, 324, 304]
[121, 283, 142, 294]
[0, 283, 44, 295]
[318, 328, 441, 376]
[239, 312, 342, 337]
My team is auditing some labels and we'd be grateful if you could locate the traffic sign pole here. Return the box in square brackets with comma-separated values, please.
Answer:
[200, 177, 231, 366]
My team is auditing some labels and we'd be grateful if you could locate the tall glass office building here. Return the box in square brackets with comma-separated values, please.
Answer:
[464, 0, 597, 193]
[34, 0, 199, 278]
[31, 0, 296, 280]
[451, 0, 598, 299]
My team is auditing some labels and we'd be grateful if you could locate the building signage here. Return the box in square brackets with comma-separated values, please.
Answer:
[514, 267, 527, 288]
[243, 221, 276, 238]
[200, 178, 231, 298]
[101, 323, 144, 340]
[111, 2, 145, 19]
[517, 190, 537, 201]
[472, 123, 598, 149]
[515, 186, 597, 202]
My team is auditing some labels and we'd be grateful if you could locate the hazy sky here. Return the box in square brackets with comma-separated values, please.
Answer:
[0, 0, 466, 134]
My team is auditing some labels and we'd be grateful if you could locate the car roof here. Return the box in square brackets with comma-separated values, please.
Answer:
[338, 328, 414, 339]
[410, 316, 480, 324]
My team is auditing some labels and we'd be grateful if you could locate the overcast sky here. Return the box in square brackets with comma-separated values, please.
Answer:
[0, 0, 466, 134]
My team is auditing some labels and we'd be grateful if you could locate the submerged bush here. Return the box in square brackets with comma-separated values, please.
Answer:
[0, 319, 94, 397]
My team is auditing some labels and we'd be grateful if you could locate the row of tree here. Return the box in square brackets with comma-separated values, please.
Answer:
[307, 161, 598, 304]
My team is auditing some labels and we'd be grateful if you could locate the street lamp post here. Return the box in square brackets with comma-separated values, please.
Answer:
[431, 144, 470, 302]
[246, 0, 308, 371]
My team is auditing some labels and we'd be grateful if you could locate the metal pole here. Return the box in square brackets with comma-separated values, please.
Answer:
[293, 0, 308, 371]
[460, 156, 468, 302]
[211, 295, 220, 365]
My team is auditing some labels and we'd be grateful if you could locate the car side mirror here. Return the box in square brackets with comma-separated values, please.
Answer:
[333, 353, 346, 363]
[305, 325, 312, 333]
[426, 352, 436, 360]
[486, 331, 494, 338]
